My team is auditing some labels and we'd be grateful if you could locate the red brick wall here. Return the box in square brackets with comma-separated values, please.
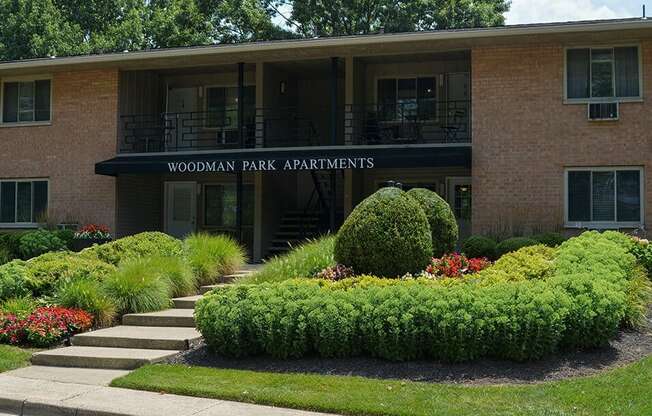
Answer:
[472, 41, 652, 235]
[0, 69, 118, 230]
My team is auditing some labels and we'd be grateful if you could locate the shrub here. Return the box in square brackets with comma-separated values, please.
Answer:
[495, 237, 538, 258]
[0, 260, 31, 301]
[405, 188, 458, 256]
[184, 233, 245, 285]
[102, 259, 172, 315]
[488, 245, 556, 280]
[1, 296, 38, 320]
[18, 230, 67, 259]
[25, 252, 116, 296]
[81, 232, 182, 266]
[0, 306, 93, 347]
[0, 246, 11, 266]
[145, 256, 197, 297]
[334, 187, 432, 277]
[240, 236, 336, 284]
[461, 236, 497, 260]
[195, 273, 625, 362]
[532, 232, 567, 248]
[55, 229, 76, 249]
[54, 278, 116, 327]
[0, 233, 22, 260]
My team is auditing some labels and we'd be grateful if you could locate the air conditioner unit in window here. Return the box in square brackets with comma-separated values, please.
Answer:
[588, 102, 619, 121]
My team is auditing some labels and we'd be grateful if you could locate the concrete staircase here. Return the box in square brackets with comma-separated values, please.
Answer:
[31, 267, 257, 371]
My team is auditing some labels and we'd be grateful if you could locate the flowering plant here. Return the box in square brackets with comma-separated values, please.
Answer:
[424, 253, 491, 279]
[74, 224, 111, 240]
[0, 307, 93, 347]
[315, 264, 355, 281]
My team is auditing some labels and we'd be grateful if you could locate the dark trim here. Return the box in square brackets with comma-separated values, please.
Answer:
[95, 146, 471, 176]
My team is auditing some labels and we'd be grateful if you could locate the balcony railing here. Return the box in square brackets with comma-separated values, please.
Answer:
[346, 100, 471, 145]
[118, 100, 470, 153]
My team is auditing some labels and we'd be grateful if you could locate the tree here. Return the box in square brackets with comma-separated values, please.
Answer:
[146, 0, 213, 48]
[271, 0, 510, 37]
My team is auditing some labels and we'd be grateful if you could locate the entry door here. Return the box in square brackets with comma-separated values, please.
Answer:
[166, 87, 199, 149]
[447, 177, 472, 240]
[165, 182, 197, 238]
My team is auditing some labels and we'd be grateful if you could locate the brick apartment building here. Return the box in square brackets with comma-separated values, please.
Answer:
[0, 18, 649, 260]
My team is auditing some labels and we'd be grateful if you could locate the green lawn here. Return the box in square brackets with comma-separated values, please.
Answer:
[0, 345, 33, 373]
[111, 356, 652, 416]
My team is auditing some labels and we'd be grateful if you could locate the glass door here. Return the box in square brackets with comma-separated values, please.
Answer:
[447, 177, 472, 240]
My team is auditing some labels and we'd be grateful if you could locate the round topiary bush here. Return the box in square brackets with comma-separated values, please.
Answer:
[405, 188, 458, 257]
[334, 187, 432, 277]
[532, 232, 567, 248]
[495, 237, 538, 258]
[461, 235, 497, 259]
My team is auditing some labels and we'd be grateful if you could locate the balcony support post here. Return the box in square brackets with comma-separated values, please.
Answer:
[329, 57, 338, 232]
[236, 62, 245, 242]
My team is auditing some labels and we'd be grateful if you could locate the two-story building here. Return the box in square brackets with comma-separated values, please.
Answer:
[0, 18, 650, 261]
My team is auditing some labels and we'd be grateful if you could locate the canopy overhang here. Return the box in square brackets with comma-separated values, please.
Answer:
[95, 145, 471, 176]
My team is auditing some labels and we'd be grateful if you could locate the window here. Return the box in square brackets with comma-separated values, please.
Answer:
[2, 79, 51, 123]
[0, 180, 48, 225]
[566, 168, 643, 227]
[205, 86, 255, 129]
[566, 46, 640, 100]
[203, 183, 253, 228]
[377, 77, 437, 121]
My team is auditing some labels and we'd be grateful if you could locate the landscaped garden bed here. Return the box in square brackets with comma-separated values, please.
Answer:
[0, 229, 246, 348]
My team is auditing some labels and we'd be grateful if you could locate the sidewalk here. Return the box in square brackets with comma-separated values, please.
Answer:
[0, 372, 335, 416]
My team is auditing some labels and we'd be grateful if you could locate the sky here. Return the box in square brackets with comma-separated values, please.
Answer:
[505, 0, 644, 24]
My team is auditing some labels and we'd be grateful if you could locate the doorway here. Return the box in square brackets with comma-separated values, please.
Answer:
[165, 182, 197, 238]
[447, 177, 472, 240]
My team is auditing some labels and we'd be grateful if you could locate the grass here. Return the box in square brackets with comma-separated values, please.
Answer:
[237, 236, 335, 284]
[0, 345, 33, 373]
[184, 233, 246, 286]
[111, 357, 652, 416]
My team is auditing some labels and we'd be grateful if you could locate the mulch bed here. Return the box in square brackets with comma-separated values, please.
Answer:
[166, 307, 652, 385]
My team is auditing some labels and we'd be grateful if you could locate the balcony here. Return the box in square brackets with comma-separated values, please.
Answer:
[118, 100, 470, 154]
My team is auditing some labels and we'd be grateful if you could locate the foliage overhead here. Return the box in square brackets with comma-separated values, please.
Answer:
[0, 0, 510, 60]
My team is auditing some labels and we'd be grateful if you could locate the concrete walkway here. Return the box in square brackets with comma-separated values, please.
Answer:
[0, 373, 335, 416]
[0, 266, 331, 415]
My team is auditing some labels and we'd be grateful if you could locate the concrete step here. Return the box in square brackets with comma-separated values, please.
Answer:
[200, 284, 229, 295]
[122, 309, 195, 328]
[31, 346, 180, 370]
[5, 365, 130, 386]
[72, 326, 202, 350]
[172, 295, 203, 309]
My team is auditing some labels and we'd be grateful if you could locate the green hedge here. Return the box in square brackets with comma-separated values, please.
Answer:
[461, 235, 497, 259]
[405, 188, 458, 257]
[495, 237, 538, 258]
[81, 232, 182, 265]
[334, 187, 432, 277]
[196, 231, 645, 362]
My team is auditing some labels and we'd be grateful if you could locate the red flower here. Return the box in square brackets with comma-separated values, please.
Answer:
[425, 253, 491, 278]
[1, 307, 93, 347]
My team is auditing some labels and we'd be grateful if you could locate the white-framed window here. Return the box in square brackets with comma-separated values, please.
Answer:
[565, 46, 642, 102]
[376, 77, 438, 121]
[0, 179, 48, 226]
[1, 78, 52, 124]
[565, 167, 643, 228]
[202, 183, 253, 228]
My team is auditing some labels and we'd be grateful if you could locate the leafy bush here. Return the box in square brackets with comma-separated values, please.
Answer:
[0, 260, 31, 301]
[55, 229, 76, 249]
[18, 230, 67, 259]
[26, 252, 116, 297]
[54, 278, 116, 327]
[532, 232, 567, 248]
[81, 232, 182, 266]
[0, 246, 11, 266]
[196, 274, 624, 362]
[184, 233, 245, 285]
[240, 236, 336, 284]
[495, 237, 538, 258]
[102, 259, 172, 315]
[488, 245, 556, 281]
[461, 236, 497, 260]
[1, 296, 38, 320]
[405, 188, 458, 257]
[0, 233, 22, 260]
[1, 306, 93, 347]
[334, 187, 432, 277]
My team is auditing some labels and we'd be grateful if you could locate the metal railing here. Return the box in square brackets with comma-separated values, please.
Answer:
[345, 100, 471, 145]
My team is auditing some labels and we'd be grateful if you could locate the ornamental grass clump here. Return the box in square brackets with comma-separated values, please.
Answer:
[54, 277, 116, 327]
[145, 255, 197, 297]
[239, 236, 335, 284]
[102, 259, 172, 315]
[184, 233, 246, 286]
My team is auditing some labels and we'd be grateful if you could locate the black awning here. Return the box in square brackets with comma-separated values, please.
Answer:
[95, 145, 471, 176]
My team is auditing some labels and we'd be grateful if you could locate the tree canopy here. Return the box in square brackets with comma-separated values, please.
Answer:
[0, 0, 510, 61]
